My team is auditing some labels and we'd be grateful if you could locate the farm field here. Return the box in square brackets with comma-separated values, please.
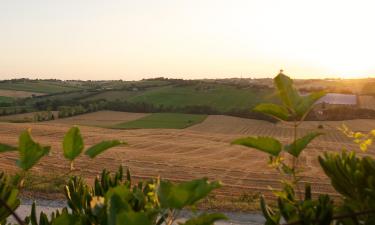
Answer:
[0, 111, 59, 123]
[0, 89, 45, 98]
[0, 96, 14, 104]
[83, 84, 276, 112]
[358, 95, 375, 110]
[126, 85, 274, 112]
[113, 113, 207, 129]
[1, 115, 373, 204]
[46, 110, 149, 127]
[0, 112, 36, 122]
[0, 80, 84, 93]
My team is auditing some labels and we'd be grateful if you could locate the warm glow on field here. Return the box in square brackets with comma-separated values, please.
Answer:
[0, 0, 374, 80]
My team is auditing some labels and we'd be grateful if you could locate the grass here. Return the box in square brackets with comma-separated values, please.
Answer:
[0, 80, 83, 93]
[113, 113, 207, 129]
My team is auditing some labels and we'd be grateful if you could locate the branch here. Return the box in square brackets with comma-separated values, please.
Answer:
[0, 197, 25, 225]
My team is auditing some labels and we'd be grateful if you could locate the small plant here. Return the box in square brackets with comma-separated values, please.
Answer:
[232, 72, 375, 224]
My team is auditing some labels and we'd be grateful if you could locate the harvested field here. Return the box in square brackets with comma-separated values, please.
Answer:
[48, 111, 149, 127]
[0, 89, 45, 98]
[358, 95, 375, 110]
[1, 115, 374, 204]
[114, 113, 207, 129]
[0, 111, 58, 123]
[0, 112, 35, 122]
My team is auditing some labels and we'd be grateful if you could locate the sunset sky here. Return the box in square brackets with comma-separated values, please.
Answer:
[1, 0, 374, 80]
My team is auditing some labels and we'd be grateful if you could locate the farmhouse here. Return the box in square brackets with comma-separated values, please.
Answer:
[316, 93, 357, 106]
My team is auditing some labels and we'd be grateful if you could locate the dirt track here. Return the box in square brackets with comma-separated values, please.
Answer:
[0, 114, 374, 201]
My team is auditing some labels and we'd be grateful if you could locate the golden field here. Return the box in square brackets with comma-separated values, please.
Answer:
[1, 111, 374, 202]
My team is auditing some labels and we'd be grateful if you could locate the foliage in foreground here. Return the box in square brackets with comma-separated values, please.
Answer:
[0, 127, 225, 225]
[233, 72, 375, 224]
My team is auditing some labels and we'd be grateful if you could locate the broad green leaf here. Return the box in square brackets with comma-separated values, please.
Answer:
[158, 178, 220, 209]
[181, 213, 228, 225]
[284, 132, 323, 157]
[274, 73, 301, 111]
[52, 213, 82, 225]
[232, 136, 282, 156]
[16, 129, 50, 171]
[296, 91, 326, 118]
[63, 127, 84, 161]
[116, 211, 152, 225]
[0, 143, 17, 153]
[85, 140, 125, 158]
[106, 186, 133, 225]
[254, 103, 289, 121]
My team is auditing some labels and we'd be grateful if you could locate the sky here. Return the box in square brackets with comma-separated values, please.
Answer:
[0, 0, 374, 80]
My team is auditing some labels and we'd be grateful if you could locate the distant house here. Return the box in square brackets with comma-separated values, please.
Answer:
[316, 93, 357, 106]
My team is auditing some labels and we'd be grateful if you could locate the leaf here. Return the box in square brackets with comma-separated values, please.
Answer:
[158, 178, 221, 209]
[85, 140, 125, 158]
[0, 143, 17, 153]
[116, 211, 152, 225]
[296, 91, 326, 118]
[274, 73, 301, 111]
[52, 213, 82, 225]
[63, 127, 84, 161]
[180, 213, 228, 225]
[106, 186, 133, 225]
[232, 136, 282, 156]
[254, 103, 289, 121]
[284, 132, 323, 157]
[16, 129, 50, 171]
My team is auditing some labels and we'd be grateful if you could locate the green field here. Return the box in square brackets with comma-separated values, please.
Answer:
[85, 84, 275, 112]
[0, 96, 14, 104]
[113, 113, 207, 129]
[129, 85, 272, 111]
[0, 80, 84, 93]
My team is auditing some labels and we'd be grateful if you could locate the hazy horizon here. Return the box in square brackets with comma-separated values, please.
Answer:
[1, 0, 374, 80]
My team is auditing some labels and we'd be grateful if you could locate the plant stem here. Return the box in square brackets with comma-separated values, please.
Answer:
[0, 197, 25, 225]
[292, 121, 302, 200]
[70, 161, 74, 171]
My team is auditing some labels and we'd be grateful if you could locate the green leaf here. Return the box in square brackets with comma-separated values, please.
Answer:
[106, 186, 133, 225]
[116, 211, 152, 225]
[158, 178, 221, 209]
[254, 103, 289, 121]
[63, 127, 84, 161]
[52, 213, 82, 225]
[232, 136, 282, 156]
[0, 143, 17, 153]
[181, 213, 228, 225]
[274, 73, 301, 111]
[85, 140, 125, 158]
[16, 129, 50, 171]
[284, 132, 323, 157]
[296, 91, 326, 118]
